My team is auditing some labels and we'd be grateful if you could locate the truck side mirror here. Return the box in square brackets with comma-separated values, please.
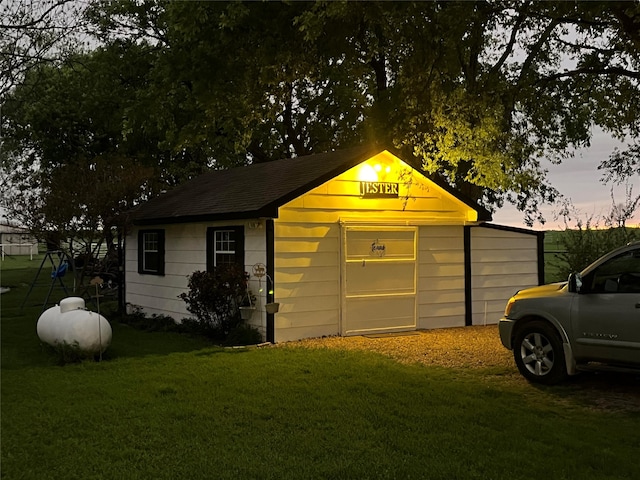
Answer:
[568, 272, 582, 293]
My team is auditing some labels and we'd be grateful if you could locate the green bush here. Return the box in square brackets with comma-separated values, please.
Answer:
[553, 225, 639, 281]
[178, 266, 249, 340]
[178, 316, 220, 339]
[550, 189, 640, 282]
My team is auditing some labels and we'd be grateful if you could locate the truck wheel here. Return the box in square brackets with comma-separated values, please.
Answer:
[513, 321, 568, 385]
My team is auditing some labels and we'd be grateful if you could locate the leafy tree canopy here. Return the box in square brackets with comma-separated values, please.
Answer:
[0, 0, 87, 98]
[2, 0, 639, 230]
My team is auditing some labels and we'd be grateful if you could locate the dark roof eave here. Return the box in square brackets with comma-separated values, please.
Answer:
[132, 207, 279, 226]
[477, 209, 493, 222]
[478, 222, 542, 236]
[258, 155, 375, 215]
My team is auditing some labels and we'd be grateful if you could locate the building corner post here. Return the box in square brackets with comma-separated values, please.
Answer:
[463, 226, 472, 327]
[266, 219, 275, 343]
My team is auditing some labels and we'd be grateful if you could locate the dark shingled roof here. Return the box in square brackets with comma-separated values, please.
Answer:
[130, 145, 491, 225]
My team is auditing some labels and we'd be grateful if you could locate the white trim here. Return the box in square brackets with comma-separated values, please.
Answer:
[339, 217, 483, 226]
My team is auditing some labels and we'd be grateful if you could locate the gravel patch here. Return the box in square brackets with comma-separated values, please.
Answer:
[281, 325, 512, 369]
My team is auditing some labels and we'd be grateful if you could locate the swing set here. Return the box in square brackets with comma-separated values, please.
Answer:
[20, 250, 72, 312]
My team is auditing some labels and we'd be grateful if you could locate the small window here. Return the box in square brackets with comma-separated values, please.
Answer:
[207, 227, 244, 271]
[138, 230, 165, 275]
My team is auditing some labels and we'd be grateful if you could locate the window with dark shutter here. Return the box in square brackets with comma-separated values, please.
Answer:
[138, 230, 165, 275]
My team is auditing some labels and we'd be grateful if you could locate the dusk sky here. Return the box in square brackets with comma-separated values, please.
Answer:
[493, 128, 639, 231]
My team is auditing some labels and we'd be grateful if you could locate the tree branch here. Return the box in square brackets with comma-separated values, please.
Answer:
[0, 0, 74, 29]
[539, 66, 640, 83]
[489, 4, 530, 77]
[516, 17, 562, 89]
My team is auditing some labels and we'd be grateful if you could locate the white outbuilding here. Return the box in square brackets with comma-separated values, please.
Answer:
[0, 223, 38, 259]
[126, 146, 543, 343]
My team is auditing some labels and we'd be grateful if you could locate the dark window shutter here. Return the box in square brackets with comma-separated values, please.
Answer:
[137, 231, 144, 274]
[206, 228, 215, 272]
[157, 230, 165, 276]
[234, 226, 245, 268]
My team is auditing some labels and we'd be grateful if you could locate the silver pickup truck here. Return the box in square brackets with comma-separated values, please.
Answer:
[499, 242, 640, 384]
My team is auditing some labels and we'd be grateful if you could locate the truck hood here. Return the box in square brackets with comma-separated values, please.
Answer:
[514, 282, 567, 299]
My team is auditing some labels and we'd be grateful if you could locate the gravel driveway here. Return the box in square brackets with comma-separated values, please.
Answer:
[284, 325, 512, 369]
[280, 325, 640, 412]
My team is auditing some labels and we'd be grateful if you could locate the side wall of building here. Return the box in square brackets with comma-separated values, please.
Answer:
[0, 229, 39, 256]
[469, 225, 542, 325]
[125, 220, 268, 336]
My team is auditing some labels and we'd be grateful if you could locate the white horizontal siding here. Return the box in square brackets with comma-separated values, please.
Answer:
[277, 251, 339, 268]
[417, 225, 466, 329]
[125, 221, 267, 335]
[467, 248, 538, 263]
[472, 262, 538, 275]
[274, 220, 341, 342]
[278, 208, 469, 224]
[126, 292, 187, 319]
[277, 280, 340, 300]
[470, 226, 540, 325]
[471, 236, 539, 250]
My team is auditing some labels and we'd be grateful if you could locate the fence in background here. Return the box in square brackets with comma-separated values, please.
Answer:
[0, 243, 39, 260]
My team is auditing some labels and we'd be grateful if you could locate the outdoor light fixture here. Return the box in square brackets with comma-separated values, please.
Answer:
[357, 163, 378, 182]
[358, 163, 393, 182]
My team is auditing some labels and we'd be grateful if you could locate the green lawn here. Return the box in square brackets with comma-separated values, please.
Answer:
[2, 257, 639, 479]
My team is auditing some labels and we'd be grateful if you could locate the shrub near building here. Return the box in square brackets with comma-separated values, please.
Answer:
[179, 265, 261, 344]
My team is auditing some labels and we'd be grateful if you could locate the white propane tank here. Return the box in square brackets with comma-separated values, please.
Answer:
[59, 296, 86, 313]
[36, 305, 60, 346]
[37, 297, 112, 354]
[60, 309, 112, 353]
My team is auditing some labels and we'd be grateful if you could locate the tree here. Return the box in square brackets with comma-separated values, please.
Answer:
[599, 143, 640, 184]
[79, 1, 639, 224]
[605, 184, 640, 228]
[0, 43, 157, 292]
[0, 0, 88, 99]
[3, 1, 639, 231]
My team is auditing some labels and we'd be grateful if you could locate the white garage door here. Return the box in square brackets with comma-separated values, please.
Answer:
[342, 226, 417, 335]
